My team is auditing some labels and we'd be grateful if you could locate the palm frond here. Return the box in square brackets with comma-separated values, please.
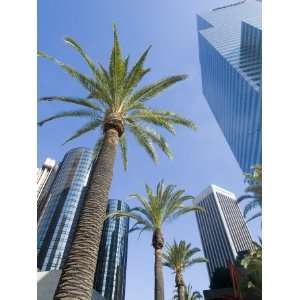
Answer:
[155, 111, 197, 130]
[129, 74, 188, 105]
[185, 257, 208, 268]
[39, 96, 103, 111]
[63, 119, 102, 145]
[129, 207, 154, 227]
[237, 194, 256, 203]
[129, 193, 152, 213]
[170, 205, 204, 221]
[106, 211, 153, 230]
[124, 46, 151, 93]
[137, 127, 173, 159]
[243, 200, 260, 218]
[109, 24, 126, 100]
[38, 109, 95, 126]
[128, 122, 158, 162]
[119, 134, 128, 170]
[129, 223, 151, 238]
[64, 37, 100, 78]
[128, 111, 176, 134]
[38, 51, 111, 105]
[246, 212, 262, 223]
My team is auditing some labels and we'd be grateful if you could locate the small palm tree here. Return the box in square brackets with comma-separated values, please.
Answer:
[163, 240, 207, 300]
[38, 26, 196, 300]
[107, 181, 204, 300]
[173, 284, 202, 300]
[237, 165, 262, 223]
[239, 244, 262, 300]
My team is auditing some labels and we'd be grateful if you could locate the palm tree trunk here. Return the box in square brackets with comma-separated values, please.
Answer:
[54, 128, 119, 300]
[152, 229, 165, 300]
[176, 272, 185, 300]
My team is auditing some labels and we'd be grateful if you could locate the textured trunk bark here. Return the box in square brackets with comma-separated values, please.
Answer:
[176, 272, 185, 300]
[152, 229, 165, 300]
[54, 128, 119, 300]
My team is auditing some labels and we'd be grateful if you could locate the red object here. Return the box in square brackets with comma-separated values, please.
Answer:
[227, 262, 242, 300]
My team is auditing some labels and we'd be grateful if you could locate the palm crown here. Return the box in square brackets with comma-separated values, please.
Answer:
[163, 240, 207, 274]
[173, 284, 202, 300]
[107, 180, 204, 234]
[38, 25, 196, 170]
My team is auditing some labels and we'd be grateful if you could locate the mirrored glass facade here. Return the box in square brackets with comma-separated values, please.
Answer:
[37, 147, 93, 271]
[197, 0, 262, 172]
[194, 185, 255, 279]
[94, 199, 129, 300]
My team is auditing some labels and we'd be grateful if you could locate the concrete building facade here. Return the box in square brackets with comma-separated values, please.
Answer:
[194, 185, 255, 279]
[37, 158, 59, 223]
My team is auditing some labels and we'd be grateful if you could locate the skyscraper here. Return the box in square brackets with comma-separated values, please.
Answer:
[37, 158, 59, 223]
[37, 147, 94, 271]
[197, 0, 262, 172]
[194, 184, 255, 279]
[94, 199, 129, 300]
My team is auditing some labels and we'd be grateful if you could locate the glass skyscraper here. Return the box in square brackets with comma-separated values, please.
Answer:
[194, 185, 255, 279]
[37, 147, 94, 271]
[197, 0, 262, 172]
[94, 199, 129, 300]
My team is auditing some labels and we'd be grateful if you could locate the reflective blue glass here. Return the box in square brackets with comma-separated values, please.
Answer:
[197, 0, 261, 172]
[37, 147, 93, 270]
[94, 199, 129, 300]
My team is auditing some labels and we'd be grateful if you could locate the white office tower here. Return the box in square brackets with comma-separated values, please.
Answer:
[194, 184, 255, 279]
[37, 158, 58, 223]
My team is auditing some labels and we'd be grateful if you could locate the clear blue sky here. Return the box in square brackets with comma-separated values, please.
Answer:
[38, 0, 260, 299]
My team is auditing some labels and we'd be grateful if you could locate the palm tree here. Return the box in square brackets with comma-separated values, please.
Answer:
[107, 181, 204, 300]
[237, 165, 262, 223]
[239, 244, 262, 300]
[38, 26, 197, 300]
[163, 240, 207, 300]
[173, 284, 202, 300]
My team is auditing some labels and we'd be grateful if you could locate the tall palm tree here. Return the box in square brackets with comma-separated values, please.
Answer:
[237, 165, 262, 223]
[38, 26, 197, 300]
[163, 240, 207, 300]
[173, 284, 202, 300]
[107, 181, 204, 300]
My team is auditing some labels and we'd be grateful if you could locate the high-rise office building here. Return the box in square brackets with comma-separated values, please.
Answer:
[194, 184, 255, 279]
[197, 0, 262, 172]
[37, 158, 59, 223]
[94, 199, 130, 300]
[37, 147, 94, 271]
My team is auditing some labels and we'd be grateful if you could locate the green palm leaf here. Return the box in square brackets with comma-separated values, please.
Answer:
[39, 96, 103, 111]
[38, 51, 111, 105]
[63, 119, 102, 145]
[128, 122, 158, 162]
[38, 109, 96, 126]
[124, 46, 151, 93]
[64, 36, 100, 78]
[129, 74, 188, 105]
[119, 134, 128, 170]
[238, 165, 262, 223]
